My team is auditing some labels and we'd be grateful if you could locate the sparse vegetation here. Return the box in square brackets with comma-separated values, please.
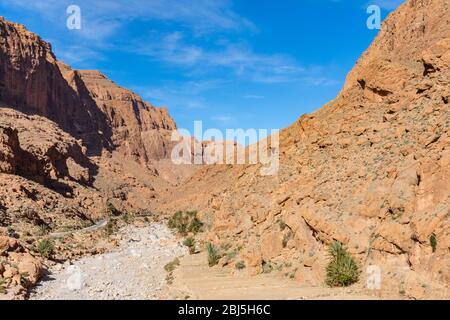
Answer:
[105, 219, 117, 235]
[0, 278, 6, 294]
[278, 219, 287, 231]
[262, 261, 273, 274]
[282, 231, 293, 248]
[235, 261, 246, 270]
[168, 211, 204, 235]
[122, 213, 131, 223]
[7, 227, 18, 238]
[20, 272, 30, 287]
[106, 201, 121, 217]
[430, 233, 437, 253]
[206, 242, 220, 267]
[164, 258, 180, 273]
[37, 239, 54, 259]
[36, 224, 51, 236]
[325, 241, 360, 287]
[183, 237, 196, 254]
[164, 258, 181, 285]
[226, 249, 239, 260]
[165, 273, 174, 285]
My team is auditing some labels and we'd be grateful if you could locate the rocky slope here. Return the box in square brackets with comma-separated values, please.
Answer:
[155, 0, 450, 299]
[0, 108, 106, 298]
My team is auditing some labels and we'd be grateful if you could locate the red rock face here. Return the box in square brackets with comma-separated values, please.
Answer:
[0, 17, 176, 162]
[0, 108, 94, 185]
[0, 18, 107, 154]
[155, 0, 450, 299]
[74, 69, 176, 163]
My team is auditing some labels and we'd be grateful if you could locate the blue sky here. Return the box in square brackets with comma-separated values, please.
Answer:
[0, 0, 403, 140]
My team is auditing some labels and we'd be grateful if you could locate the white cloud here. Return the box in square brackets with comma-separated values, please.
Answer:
[1, 0, 255, 40]
[135, 32, 305, 83]
[134, 79, 228, 111]
[1, 0, 338, 87]
[52, 44, 105, 66]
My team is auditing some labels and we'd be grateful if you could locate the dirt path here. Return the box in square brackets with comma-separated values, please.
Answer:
[30, 223, 187, 300]
[48, 219, 108, 239]
[168, 253, 381, 300]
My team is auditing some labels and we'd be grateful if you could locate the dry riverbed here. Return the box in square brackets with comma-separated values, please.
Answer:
[29, 221, 382, 300]
[30, 223, 187, 300]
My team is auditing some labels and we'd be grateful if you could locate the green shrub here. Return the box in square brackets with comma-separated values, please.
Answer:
[235, 261, 246, 270]
[168, 211, 187, 234]
[105, 219, 116, 235]
[206, 242, 220, 267]
[36, 224, 51, 236]
[37, 239, 54, 259]
[430, 233, 437, 253]
[226, 250, 239, 260]
[168, 211, 203, 235]
[183, 237, 196, 254]
[326, 241, 360, 287]
[164, 258, 180, 273]
[106, 201, 121, 217]
[20, 272, 30, 287]
[0, 278, 6, 294]
[164, 257, 181, 285]
[188, 217, 203, 234]
[278, 219, 287, 231]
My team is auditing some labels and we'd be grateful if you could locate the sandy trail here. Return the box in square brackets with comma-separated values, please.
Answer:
[168, 253, 380, 300]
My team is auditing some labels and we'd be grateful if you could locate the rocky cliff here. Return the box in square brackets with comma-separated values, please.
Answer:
[0, 16, 176, 161]
[156, 0, 450, 299]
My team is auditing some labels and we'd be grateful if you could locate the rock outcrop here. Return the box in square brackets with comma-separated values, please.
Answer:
[0, 236, 43, 299]
[0, 108, 106, 241]
[156, 0, 450, 299]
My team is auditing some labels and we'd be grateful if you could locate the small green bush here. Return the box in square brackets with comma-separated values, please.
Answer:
[37, 239, 54, 259]
[106, 201, 121, 217]
[20, 272, 30, 287]
[206, 242, 220, 267]
[430, 233, 437, 253]
[0, 278, 6, 294]
[36, 224, 50, 236]
[168, 211, 204, 235]
[164, 258, 180, 273]
[326, 241, 359, 287]
[105, 219, 116, 235]
[188, 217, 203, 234]
[235, 261, 246, 270]
[164, 257, 180, 285]
[183, 237, 196, 254]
